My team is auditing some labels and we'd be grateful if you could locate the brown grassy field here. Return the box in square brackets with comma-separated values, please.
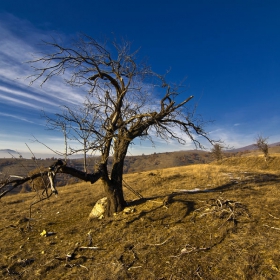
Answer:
[0, 150, 211, 194]
[1, 154, 280, 279]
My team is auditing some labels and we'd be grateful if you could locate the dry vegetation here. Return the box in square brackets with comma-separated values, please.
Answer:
[1, 154, 280, 279]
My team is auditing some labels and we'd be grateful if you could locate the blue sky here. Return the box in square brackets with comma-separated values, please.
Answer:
[0, 0, 280, 158]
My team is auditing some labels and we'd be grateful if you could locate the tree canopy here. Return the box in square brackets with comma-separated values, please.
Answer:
[1, 35, 215, 216]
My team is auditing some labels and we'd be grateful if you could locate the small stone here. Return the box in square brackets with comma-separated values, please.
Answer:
[181, 248, 188, 253]
[123, 207, 135, 214]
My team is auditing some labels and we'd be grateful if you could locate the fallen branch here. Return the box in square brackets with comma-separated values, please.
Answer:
[79, 246, 101, 250]
[191, 197, 249, 225]
[147, 237, 172, 246]
[0, 160, 102, 198]
[268, 213, 280, 220]
[263, 224, 280, 231]
[171, 244, 211, 258]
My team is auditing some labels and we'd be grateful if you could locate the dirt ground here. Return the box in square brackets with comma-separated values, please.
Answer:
[1, 155, 280, 279]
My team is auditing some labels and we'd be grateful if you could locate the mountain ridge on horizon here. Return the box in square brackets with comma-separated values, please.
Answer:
[1, 141, 280, 158]
[227, 141, 280, 152]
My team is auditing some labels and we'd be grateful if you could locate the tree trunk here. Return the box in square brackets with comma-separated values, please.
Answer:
[102, 179, 127, 216]
[101, 138, 129, 216]
[83, 139, 87, 173]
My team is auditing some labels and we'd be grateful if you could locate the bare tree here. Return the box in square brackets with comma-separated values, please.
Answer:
[1, 35, 215, 216]
[45, 105, 95, 172]
[255, 135, 269, 161]
[210, 143, 224, 161]
[46, 118, 70, 162]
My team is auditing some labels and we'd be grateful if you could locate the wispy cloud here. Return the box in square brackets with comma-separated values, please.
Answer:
[0, 13, 86, 113]
[0, 93, 43, 110]
[0, 85, 58, 106]
[208, 126, 256, 149]
[0, 112, 35, 124]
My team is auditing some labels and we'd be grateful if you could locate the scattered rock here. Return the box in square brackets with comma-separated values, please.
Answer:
[123, 207, 135, 214]
[88, 197, 107, 220]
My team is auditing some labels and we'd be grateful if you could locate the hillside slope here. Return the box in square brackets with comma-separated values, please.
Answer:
[0, 150, 211, 193]
[214, 153, 280, 171]
[1, 156, 280, 279]
[2, 147, 280, 195]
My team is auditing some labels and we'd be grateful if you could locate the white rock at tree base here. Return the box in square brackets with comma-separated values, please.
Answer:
[88, 197, 107, 220]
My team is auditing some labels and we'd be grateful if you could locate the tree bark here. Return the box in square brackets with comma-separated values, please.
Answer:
[59, 164, 101, 184]
[102, 179, 127, 216]
[100, 138, 130, 216]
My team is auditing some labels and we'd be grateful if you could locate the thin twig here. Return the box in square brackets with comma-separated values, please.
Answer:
[268, 213, 280, 220]
[147, 237, 172, 246]
[79, 246, 101, 250]
[263, 224, 280, 231]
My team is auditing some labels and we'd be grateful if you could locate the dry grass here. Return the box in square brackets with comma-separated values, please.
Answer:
[1, 156, 280, 279]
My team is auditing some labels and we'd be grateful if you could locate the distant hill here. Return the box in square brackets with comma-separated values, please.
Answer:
[228, 142, 280, 153]
[0, 150, 211, 194]
[227, 144, 257, 152]
[1, 142, 280, 195]
[270, 142, 280, 147]
[122, 150, 211, 173]
[0, 149, 18, 155]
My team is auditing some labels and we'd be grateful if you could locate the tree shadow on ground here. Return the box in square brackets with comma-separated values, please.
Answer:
[126, 172, 280, 222]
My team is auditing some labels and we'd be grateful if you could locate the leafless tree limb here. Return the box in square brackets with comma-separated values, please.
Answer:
[5, 35, 218, 216]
